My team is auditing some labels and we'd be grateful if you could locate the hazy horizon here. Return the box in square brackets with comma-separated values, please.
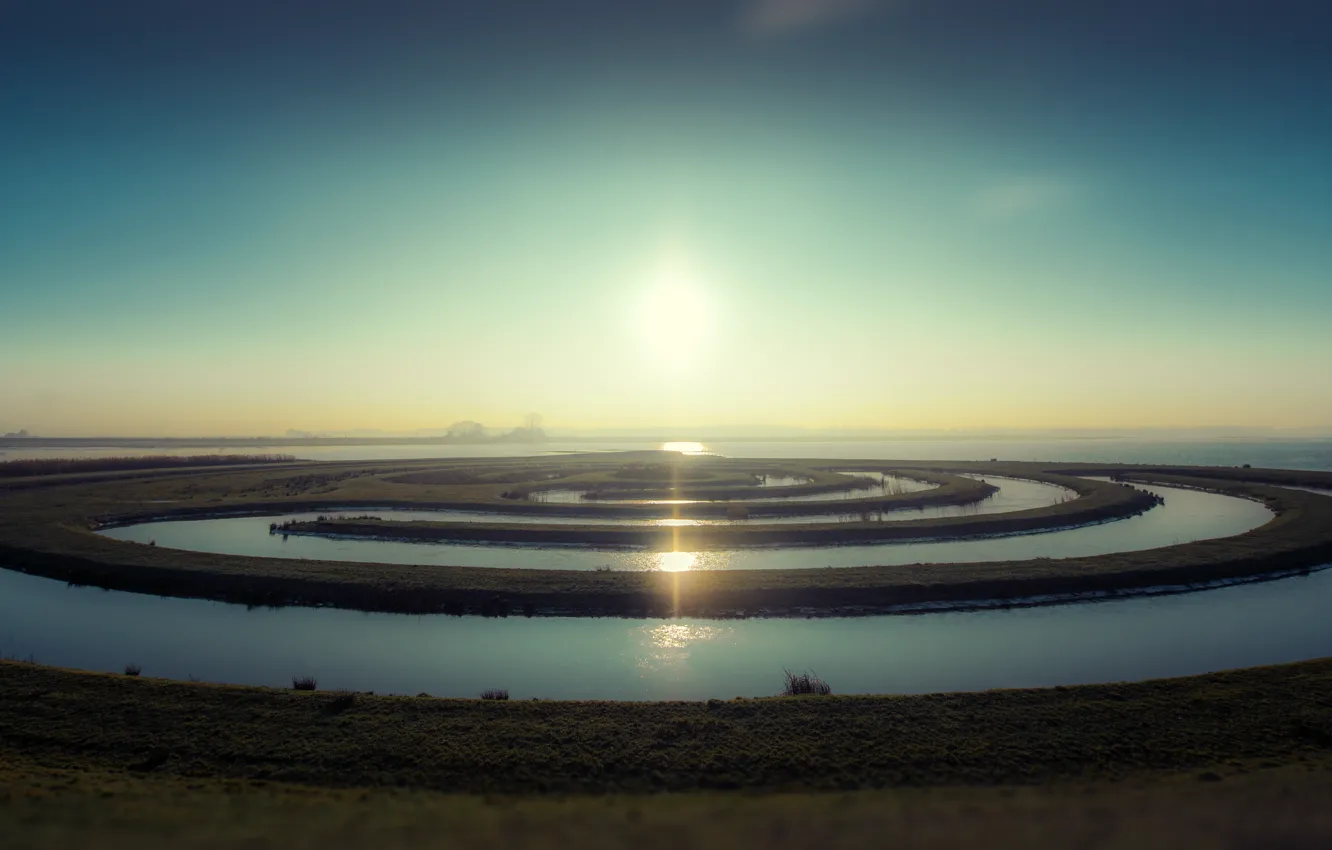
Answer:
[4, 0, 1330, 436]
[5, 425, 1332, 443]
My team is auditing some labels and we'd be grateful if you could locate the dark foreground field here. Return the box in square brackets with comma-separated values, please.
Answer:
[7, 761, 1332, 850]
[4, 658, 1332, 848]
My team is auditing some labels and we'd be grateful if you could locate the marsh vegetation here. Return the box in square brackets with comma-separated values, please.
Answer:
[780, 669, 832, 696]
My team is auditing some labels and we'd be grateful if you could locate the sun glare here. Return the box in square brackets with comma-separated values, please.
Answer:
[656, 551, 698, 572]
[637, 254, 711, 371]
[661, 441, 708, 455]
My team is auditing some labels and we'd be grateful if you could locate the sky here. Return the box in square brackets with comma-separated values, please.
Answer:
[2, 0, 1331, 437]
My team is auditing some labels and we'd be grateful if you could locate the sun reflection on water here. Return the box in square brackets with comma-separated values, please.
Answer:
[636, 622, 732, 674]
[656, 551, 698, 572]
[661, 441, 709, 455]
[647, 623, 728, 649]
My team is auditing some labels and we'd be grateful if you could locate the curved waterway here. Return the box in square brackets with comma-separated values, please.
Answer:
[1, 564, 1329, 700]
[99, 483, 1272, 572]
[528, 474, 936, 504]
[228, 477, 1074, 528]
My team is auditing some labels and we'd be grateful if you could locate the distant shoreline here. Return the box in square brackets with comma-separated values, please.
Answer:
[4, 433, 1332, 450]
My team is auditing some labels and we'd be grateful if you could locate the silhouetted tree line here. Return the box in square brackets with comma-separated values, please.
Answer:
[0, 454, 298, 477]
[444, 414, 547, 444]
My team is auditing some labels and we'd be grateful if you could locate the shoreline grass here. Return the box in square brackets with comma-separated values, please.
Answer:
[4, 655, 1332, 794]
[781, 669, 832, 696]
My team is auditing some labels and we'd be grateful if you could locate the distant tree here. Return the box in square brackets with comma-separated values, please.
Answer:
[447, 421, 486, 441]
[522, 412, 543, 432]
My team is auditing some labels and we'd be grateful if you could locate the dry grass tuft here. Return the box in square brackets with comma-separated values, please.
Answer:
[781, 669, 831, 696]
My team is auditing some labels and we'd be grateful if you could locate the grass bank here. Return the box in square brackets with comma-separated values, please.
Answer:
[4, 657, 1332, 794]
[5, 657, 1332, 848]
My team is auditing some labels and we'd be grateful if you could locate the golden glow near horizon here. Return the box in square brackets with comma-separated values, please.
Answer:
[661, 441, 709, 455]
[4, 235, 1331, 436]
[637, 253, 712, 374]
[7, 3, 1332, 445]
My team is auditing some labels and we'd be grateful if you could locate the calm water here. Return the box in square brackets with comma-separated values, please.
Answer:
[1, 565, 1329, 700]
[182, 477, 1073, 528]
[6, 440, 1329, 697]
[100, 483, 1271, 571]
[530, 474, 935, 504]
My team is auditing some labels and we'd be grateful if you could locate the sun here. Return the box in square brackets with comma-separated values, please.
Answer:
[636, 256, 711, 370]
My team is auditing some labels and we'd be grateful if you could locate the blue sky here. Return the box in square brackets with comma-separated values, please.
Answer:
[2, 0, 1330, 435]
